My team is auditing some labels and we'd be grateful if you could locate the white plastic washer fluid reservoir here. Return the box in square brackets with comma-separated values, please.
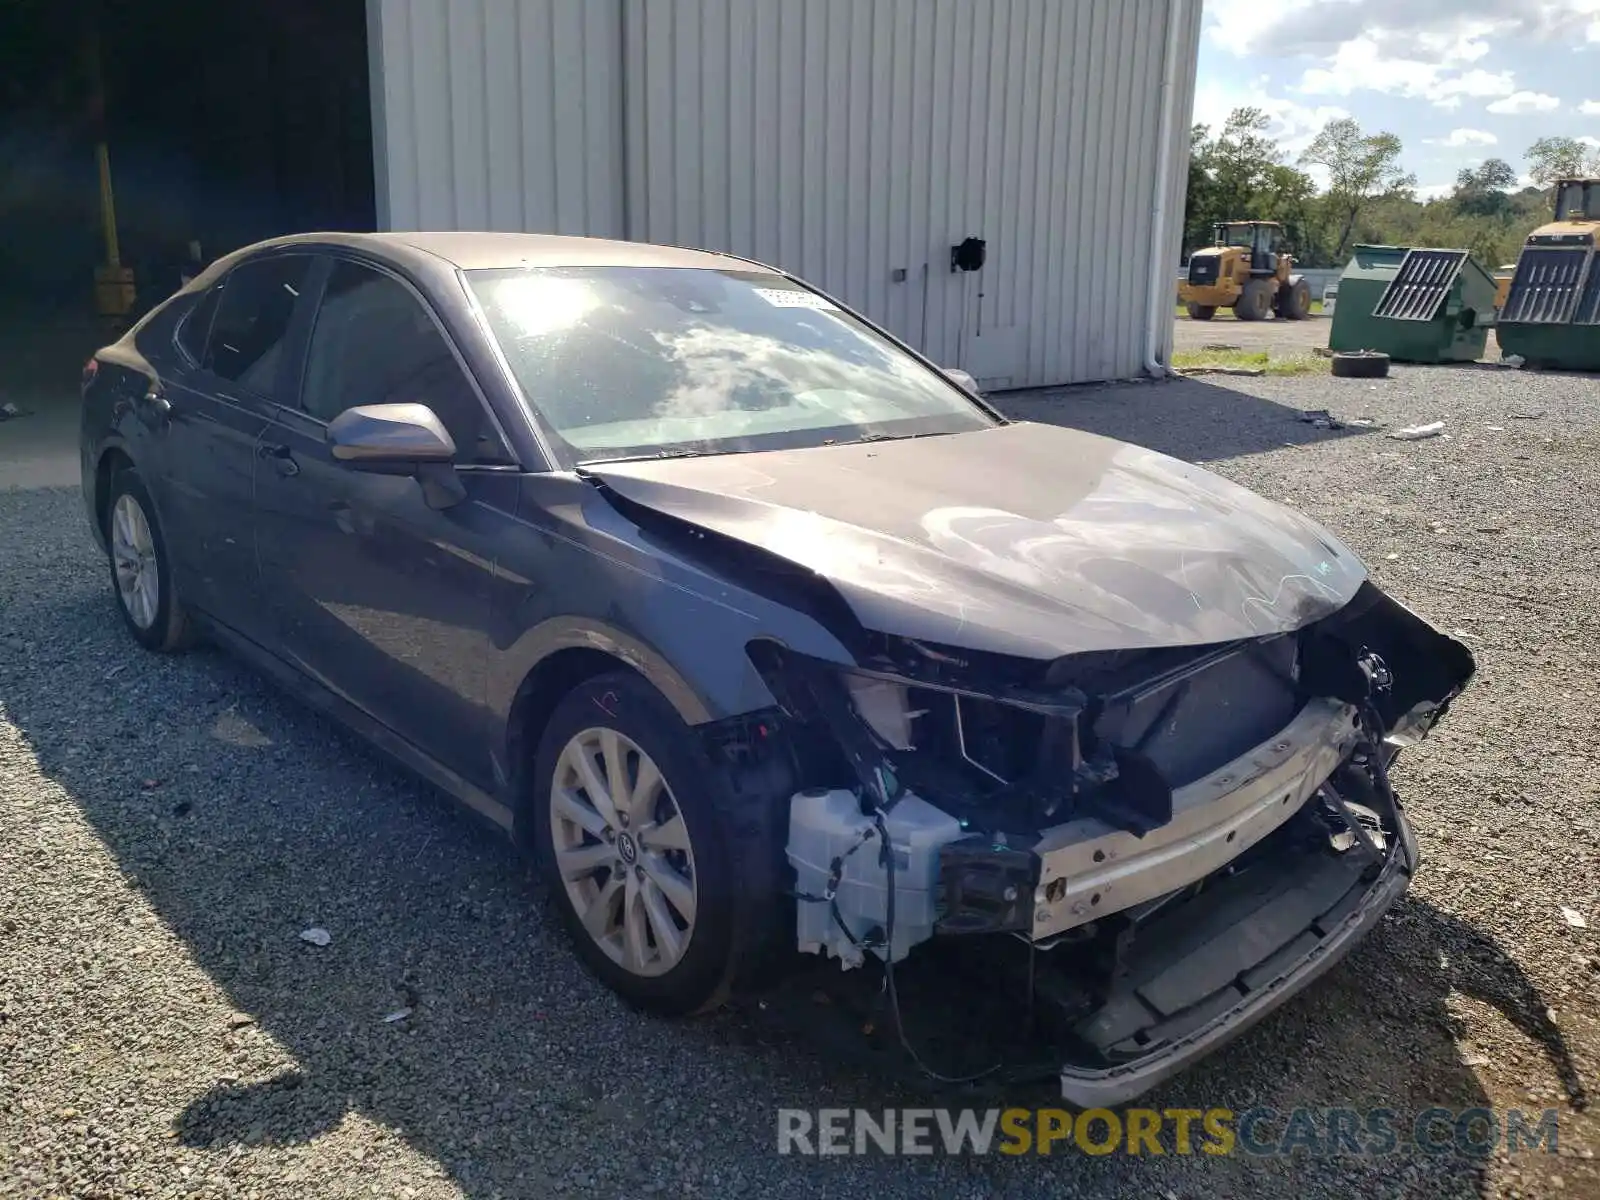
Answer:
[787, 788, 964, 968]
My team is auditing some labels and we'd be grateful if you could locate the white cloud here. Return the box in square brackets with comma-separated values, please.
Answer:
[1579, 135, 1600, 147]
[1191, 76, 1350, 160]
[1427, 128, 1499, 146]
[1415, 182, 1456, 200]
[1208, 1, 1600, 57]
[1581, 99, 1600, 114]
[1291, 35, 1515, 109]
[1207, 1, 1600, 107]
[1430, 70, 1521, 108]
[1486, 91, 1562, 113]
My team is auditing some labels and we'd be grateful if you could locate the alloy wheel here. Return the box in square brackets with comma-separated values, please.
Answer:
[549, 727, 698, 977]
[111, 493, 160, 631]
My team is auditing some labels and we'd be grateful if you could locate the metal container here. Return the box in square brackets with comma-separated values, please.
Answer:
[1327, 245, 1495, 364]
[1497, 243, 1600, 370]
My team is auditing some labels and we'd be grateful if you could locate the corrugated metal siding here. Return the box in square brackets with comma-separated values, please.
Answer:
[624, 0, 1200, 387]
[368, 0, 1202, 386]
[367, 0, 624, 236]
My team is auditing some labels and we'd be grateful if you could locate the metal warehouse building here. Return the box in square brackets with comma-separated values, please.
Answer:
[3, 0, 1201, 388]
[369, 0, 1202, 388]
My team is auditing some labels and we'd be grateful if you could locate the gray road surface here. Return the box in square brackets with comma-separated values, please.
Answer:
[2, 342, 1596, 1198]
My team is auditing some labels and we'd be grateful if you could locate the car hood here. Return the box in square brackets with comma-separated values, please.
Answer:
[587, 422, 1367, 659]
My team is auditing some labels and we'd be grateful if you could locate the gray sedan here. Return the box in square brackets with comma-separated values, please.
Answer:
[80, 231, 1474, 1103]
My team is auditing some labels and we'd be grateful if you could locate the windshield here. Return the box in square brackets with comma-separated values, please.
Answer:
[467, 266, 995, 463]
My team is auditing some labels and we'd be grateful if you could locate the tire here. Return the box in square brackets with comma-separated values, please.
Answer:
[1330, 350, 1391, 379]
[104, 466, 192, 652]
[1234, 279, 1272, 321]
[1185, 303, 1217, 321]
[1283, 279, 1312, 320]
[531, 670, 739, 1015]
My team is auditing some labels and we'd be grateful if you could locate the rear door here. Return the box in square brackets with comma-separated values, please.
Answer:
[252, 255, 519, 786]
[157, 253, 314, 639]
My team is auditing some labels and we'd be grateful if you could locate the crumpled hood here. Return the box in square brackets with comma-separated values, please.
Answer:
[588, 421, 1367, 659]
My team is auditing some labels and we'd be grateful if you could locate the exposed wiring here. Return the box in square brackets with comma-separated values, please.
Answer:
[790, 830, 875, 951]
[871, 806, 1003, 1086]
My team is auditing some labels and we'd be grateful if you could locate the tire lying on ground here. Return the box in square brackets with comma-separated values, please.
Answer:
[1330, 350, 1391, 379]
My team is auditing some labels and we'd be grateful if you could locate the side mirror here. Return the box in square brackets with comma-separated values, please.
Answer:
[326, 403, 465, 509]
[942, 367, 981, 395]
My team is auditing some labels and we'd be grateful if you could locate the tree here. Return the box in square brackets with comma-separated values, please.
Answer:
[1453, 157, 1517, 217]
[1299, 118, 1417, 260]
[1525, 137, 1600, 192]
[1182, 123, 1217, 252]
[1183, 108, 1308, 256]
[1455, 158, 1517, 193]
[1207, 107, 1283, 222]
[1255, 163, 1323, 262]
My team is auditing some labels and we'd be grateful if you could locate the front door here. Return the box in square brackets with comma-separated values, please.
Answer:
[252, 257, 519, 788]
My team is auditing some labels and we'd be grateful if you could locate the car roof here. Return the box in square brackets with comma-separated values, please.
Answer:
[244, 230, 778, 273]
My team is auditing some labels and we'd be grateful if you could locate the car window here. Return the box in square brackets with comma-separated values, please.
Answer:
[300, 261, 513, 465]
[175, 285, 220, 364]
[466, 266, 995, 464]
[204, 256, 311, 394]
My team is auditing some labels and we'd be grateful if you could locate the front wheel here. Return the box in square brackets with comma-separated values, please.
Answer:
[531, 671, 739, 1015]
[1282, 279, 1312, 319]
[105, 467, 192, 652]
[1186, 303, 1216, 321]
[1234, 280, 1273, 321]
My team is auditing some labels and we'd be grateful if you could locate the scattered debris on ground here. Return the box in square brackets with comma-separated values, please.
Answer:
[1298, 408, 1345, 430]
[1389, 421, 1446, 441]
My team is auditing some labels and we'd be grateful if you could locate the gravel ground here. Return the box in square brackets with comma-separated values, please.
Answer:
[1173, 310, 1503, 360]
[3, 360, 1598, 1198]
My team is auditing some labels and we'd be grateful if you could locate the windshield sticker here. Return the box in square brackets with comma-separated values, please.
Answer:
[752, 287, 838, 310]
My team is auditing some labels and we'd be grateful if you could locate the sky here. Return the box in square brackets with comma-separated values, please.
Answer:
[1194, 0, 1600, 198]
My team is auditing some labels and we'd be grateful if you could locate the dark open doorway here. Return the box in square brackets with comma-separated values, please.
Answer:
[1, 0, 375, 317]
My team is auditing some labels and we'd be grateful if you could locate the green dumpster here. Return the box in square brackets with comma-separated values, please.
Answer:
[1327, 245, 1495, 363]
[1497, 244, 1600, 371]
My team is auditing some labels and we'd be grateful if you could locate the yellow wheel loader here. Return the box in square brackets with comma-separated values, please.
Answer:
[1178, 221, 1312, 322]
[1492, 264, 1517, 315]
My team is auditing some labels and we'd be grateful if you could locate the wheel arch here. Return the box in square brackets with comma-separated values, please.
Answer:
[496, 623, 727, 836]
[93, 445, 136, 538]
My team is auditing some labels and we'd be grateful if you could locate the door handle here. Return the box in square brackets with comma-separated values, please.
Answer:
[257, 442, 300, 477]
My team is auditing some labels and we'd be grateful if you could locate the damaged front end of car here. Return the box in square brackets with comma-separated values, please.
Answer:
[744, 582, 1474, 1104]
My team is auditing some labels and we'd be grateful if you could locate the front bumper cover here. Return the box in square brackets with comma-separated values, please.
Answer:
[1056, 802, 1417, 1106]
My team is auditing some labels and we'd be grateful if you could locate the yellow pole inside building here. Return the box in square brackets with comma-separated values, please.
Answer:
[87, 21, 134, 316]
